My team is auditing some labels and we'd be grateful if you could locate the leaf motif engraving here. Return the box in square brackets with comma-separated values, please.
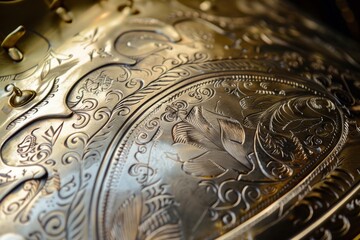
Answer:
[41, 59, 51, 80]
[110, 193, 142, 240]
[66, 188, 87, 240]
[16, 123, 64, 164]
[43, 123, 63, 145]
[184, 106, 222, 148]
[144, 223, 183, 240]
[183, 151, 235, 179]
[138, 181, 183, 240]
[173, 106, 252, 179]
[172, 121, 217, 150]
[218, 119, 251, 169]
[40, 50, 75, 81]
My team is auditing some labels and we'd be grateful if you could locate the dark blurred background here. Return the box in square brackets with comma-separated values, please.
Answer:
[292, 0, 360, 42]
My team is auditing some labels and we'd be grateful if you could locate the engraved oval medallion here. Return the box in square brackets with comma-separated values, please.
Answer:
[0, 0, 359, 238]
[96, 71, 347, 239]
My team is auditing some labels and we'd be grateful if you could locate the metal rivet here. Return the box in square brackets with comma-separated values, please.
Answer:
[5, 84, 36, 108]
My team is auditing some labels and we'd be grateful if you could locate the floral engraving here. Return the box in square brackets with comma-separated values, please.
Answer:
[17, 123, 63, 164]
[172, 106, 252, 179]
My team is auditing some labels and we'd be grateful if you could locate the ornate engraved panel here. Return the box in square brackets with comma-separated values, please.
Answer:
[98, 70, 347, 239]
[0, 0, 359, 239]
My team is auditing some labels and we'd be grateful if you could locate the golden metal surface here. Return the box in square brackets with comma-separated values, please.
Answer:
[1, 25, 26, 61]
[45, 0, 73, 23]
[6, 84, 36, 107]
[0, 0, 360, 239]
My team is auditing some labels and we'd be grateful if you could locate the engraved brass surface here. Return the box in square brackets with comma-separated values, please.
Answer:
[0, 0, 360, 239]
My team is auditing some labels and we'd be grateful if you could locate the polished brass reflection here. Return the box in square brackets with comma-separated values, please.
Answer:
[44, 0, 72, 23]
[6, 84, 36, 108]
[0, 0, 359, 239]
[1, 25, 26, 61]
